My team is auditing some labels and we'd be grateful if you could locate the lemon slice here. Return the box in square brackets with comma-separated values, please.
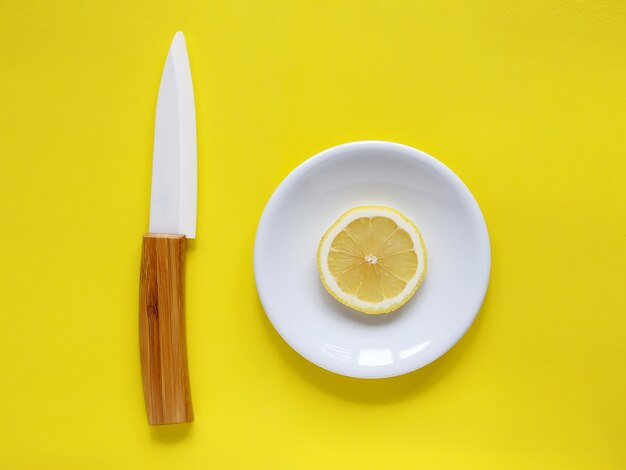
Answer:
[317, 206, 427, 314]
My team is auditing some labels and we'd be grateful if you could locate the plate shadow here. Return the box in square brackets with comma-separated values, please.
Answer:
[257, 288, 489, 405]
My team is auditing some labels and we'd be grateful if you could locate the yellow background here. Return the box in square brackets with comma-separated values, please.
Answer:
[1, 0, 625, 468]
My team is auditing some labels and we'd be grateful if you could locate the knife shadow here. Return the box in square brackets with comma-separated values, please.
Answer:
[256, 286, 489, 405]
[186, 238, 197, 253]
[150, 422, 193, 443]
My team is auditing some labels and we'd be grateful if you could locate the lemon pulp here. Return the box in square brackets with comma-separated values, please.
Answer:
[317, 206, 427, 314]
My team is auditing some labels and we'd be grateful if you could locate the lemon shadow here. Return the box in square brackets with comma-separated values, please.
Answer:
[257, 288, 489, 404]
[150, 422, 193, 443]
[317, 276, 429, 325]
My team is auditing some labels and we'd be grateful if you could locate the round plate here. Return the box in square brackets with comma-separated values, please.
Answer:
[254, 141, 490, 378]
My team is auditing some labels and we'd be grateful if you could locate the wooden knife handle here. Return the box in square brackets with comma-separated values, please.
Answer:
[139, 234, 194, 425]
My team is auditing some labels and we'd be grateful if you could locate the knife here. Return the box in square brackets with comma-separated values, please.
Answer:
[139, 31, 196, 426]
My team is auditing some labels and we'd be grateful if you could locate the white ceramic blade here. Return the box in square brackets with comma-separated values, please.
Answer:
[149, 32, 197, 238]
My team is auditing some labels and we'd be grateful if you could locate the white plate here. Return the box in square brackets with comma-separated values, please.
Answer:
[254, 141, 490, 378]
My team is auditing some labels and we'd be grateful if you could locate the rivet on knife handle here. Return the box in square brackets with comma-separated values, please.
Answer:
[139, 234, 193, 425]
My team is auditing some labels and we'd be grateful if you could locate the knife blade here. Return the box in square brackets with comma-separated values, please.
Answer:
[149, 31, 197, 238]
[139, 31, 196, 426]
